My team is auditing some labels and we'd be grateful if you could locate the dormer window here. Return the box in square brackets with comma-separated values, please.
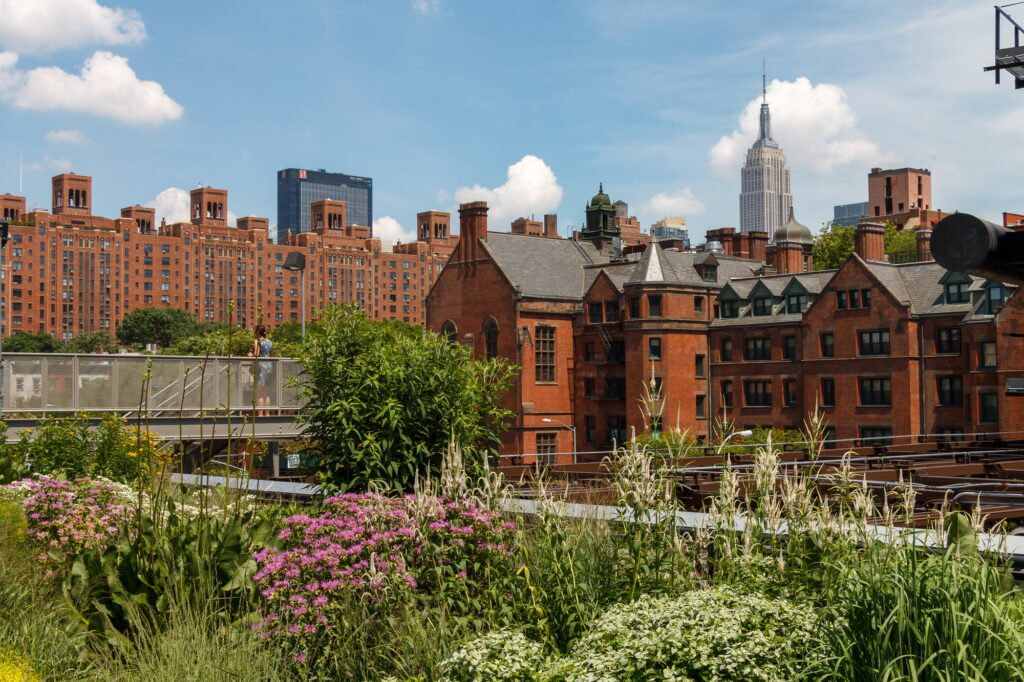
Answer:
[702, 266, 717, 282]
[719, 300, 739, 318]
[944, 281, 969, 304]
[752, 296, 772, 316]
[786, 293, 808, 314]
[987, 284, 1006, 313]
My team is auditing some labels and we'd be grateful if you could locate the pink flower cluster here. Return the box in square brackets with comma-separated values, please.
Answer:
[252, 493, 517, 646]
[9, 476, 133, 563]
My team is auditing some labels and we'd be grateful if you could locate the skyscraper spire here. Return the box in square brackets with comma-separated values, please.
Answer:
[757, 60, 773, 144]
[762, 58, 766, 103]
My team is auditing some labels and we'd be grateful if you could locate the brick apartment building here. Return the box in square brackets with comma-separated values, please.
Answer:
[0, 173, 457, 338]
[427, 181, 1024, 459]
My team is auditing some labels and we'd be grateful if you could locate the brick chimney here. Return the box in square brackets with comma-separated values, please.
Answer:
[855, 221, 886, 262]
[544, 214, 558, 238]
[458, 201, 488, 263]
[915, 226, 933, 262]
[748, 230, 769, 263]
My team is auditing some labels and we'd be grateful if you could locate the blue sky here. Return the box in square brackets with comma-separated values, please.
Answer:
[1, 0, 1022, 244]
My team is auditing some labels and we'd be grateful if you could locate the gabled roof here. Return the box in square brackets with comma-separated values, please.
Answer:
[484, 232, 609, 300]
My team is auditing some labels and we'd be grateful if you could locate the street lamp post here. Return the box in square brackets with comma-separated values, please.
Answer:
[283, 252, 307, 339]
[717, 429, 754, 455]
[541, 417, 577, 463]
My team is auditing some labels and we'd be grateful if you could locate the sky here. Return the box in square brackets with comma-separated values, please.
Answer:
[1, 0, 1022, 245]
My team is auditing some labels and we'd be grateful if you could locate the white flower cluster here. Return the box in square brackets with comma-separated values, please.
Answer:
[555, 589, 825, 681]
[440, 630, 547, 682]
[442, 589, 827, 681]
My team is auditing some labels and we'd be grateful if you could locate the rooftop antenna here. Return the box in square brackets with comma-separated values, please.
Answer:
[762, 58, 767, 102]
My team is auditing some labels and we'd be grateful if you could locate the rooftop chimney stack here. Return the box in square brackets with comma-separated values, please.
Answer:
[544, 214, 558, 238]
[458, 201, 488, 262]
[855, 221, 886, 262]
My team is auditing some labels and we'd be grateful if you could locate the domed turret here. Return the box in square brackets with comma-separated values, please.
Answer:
[588, 183, 613, 211]
[774, 208, 813, 245]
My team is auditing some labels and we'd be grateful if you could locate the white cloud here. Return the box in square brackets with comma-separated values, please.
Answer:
[0, 51, 182, 125]
[454, 155, 564, 229]
[411, 0, 441, 15]
[0, 0, 145, 55]
[709, 77, 891, 176]
[27, 156, 73, 172]
[373, 216, 416, 245]
[642, 187, 705, 218]
[44, 129, 89, 144]
[146, 187, 189, 224]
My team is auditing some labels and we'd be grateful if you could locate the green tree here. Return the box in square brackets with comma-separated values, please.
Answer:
[116, 307, 199, 348]
[164, 327, 254, 356]
[884, 221, 918, 262]
[4, 330, 63, 352]
[298, 305, 517, 493]
[812, 221, 855, 270]
[813, 220, 921, 269]
[65, 331, 117, 354]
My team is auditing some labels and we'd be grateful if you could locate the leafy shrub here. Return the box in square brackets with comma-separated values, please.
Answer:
[64, 507, 278, 649]
[440, 630, 547, 681]
[550, 589, 828, 681]
[6, 414, 163, 484]
[7, 476, 133, 566]
[252, 492, 518, 665]
[298, 305, 516, 492]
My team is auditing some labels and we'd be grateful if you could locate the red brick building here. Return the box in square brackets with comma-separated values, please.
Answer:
[428, 191, 1024, 457]
[711, 221, 1023, 447]
[0, 173, 457, 338]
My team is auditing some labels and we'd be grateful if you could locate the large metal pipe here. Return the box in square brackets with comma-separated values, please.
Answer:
[931, 212, 1024, 285]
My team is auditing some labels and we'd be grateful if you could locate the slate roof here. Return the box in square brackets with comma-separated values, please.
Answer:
[484, 232, 610, 300]
[478, 233, 1015, 325]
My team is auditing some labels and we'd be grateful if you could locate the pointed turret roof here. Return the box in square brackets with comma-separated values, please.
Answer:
[628, 242, 677, 284]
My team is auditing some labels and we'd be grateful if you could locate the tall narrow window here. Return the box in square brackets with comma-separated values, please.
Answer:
[721, 380, 733, 408]
[721, 338, 733, 361]
[820, 333, 834, 358]
[783, 335, 797, 360]
[980, 341, 997, 369]
[483, 318, 499, 359]
[535, 326, 556, 383]
[820, 378, 835, 407]
[441, 320, 457, 343]
[695, 354, 706, 377]
[784, 379, 798, 406]
[695, 395, 706, 418]
[648, 294, 662, 318]
[980, 392, 998, 423]
[649, 337, 662, 360]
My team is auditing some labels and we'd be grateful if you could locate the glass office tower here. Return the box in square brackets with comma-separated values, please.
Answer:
[276, 168, 373, 242]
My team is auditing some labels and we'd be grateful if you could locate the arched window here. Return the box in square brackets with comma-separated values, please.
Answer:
[441, 320, 457, 343]
[483, 317, 499, 359]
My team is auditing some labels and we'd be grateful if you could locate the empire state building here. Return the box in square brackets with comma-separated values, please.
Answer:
[739, 79, 793, 236]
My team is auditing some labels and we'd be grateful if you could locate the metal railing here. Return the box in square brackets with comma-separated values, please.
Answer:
[1, 352, 303, 416]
